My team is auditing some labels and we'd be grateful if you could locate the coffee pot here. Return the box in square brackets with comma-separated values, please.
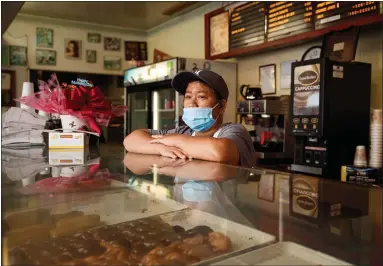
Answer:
[240, 85, 262, 100]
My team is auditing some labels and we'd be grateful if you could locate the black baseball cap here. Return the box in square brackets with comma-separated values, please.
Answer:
[171, 69, 229, 100]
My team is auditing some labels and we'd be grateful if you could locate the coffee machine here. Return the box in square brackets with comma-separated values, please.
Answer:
[237, 96, 293, 162]
[290, 58, 371, 178]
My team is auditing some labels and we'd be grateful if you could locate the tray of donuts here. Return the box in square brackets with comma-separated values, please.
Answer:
[2, 190, 187, 248]
[5, 209, 275, 266]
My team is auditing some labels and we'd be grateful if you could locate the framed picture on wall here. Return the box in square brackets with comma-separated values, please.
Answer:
[36, 27, 53, 48]
[86, 50, 97, 63]
[104, 56, 121, 70]
[259, 64, 276, 95]
[65, 39, 82, 59]
[125, 41, 139, 61]
[104, 37, 121, 51]
[138, 42, 148, 61]
[36, 49, 56, 65]
[87, 33, 101, 43]
[9, 46, 27, 66]
[210, 11, 229, 56]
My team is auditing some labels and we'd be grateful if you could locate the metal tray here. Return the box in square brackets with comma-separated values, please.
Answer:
[212, 241, 353, 265]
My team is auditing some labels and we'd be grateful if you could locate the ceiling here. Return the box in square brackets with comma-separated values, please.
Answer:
[18, 1, 208, 31]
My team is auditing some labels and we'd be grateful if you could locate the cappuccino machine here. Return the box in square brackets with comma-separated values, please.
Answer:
[290, 59, 371, 178]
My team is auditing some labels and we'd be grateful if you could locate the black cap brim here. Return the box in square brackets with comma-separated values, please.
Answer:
[171, 71, 211, 95]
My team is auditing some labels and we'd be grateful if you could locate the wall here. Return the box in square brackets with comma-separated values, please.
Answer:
[146, 2, 222, 61]
[3, 14, 146, 80]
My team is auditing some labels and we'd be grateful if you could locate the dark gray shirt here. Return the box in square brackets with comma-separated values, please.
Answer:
[148, 123, 257, 168]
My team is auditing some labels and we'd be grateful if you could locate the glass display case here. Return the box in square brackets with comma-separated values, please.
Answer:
[1, 148, 382, 266]
[152, 88, 176, 130]
[127, 91, 149, 133]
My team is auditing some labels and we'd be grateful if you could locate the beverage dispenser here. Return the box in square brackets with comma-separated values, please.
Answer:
[290, 58, 371, 178]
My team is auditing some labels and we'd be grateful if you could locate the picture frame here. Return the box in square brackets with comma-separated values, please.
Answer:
[87, 33, 101, 43]
[125, 41, 139, 61]
[104, 56, 121, 70]
[210, 11, 229, 56]
[64, 39, 82, 59]
[104, 37, 121, 51]
[36, 49, 56, 65]
[259, 64, 276, 95]
[138, 42, 148, 61]
[9, 46, 27, 66]
[36, 27, 53, 48]
[258, 174, 275, 202]
[86, 50, 97, 63]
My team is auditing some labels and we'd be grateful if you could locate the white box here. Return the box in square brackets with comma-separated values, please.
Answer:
[48, 132, 88, 149]
[48, 149, 87, 165]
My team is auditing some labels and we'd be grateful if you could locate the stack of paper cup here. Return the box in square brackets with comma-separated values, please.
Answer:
[20, 82, 34, 111]
[369, 109, 382, 168]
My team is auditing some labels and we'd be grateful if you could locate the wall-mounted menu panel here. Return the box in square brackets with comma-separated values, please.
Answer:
[267, 1, 314, 42]
[229, 2, 266, 50]
[315, 1, 380, 29]
[205, 1, 383, 59]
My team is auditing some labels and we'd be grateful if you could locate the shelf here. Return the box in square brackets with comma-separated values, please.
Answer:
[205, 13, 383, 60]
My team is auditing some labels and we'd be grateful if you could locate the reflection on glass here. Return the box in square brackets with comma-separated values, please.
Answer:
[152, 88, 175, 130]
[129, 92, 148, 132]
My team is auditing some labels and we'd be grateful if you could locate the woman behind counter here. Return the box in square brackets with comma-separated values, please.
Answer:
[124, 69, 257, 168]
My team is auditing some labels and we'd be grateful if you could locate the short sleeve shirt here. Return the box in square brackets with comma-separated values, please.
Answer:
[147, 123, 257, 168]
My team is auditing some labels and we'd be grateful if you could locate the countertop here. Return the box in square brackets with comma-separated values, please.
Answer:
[1, 146, 382, 265]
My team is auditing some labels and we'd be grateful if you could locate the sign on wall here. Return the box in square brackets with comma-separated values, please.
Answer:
[210, 11, 229, 56]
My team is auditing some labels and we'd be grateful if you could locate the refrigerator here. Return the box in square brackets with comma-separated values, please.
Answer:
[123, 57, 237, 135]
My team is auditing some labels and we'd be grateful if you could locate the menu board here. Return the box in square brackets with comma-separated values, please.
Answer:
[208, 1, 382, 57]
[315, 1, 380, 29]
[267, 2, 314, 42]
[229, 2, 266, 50]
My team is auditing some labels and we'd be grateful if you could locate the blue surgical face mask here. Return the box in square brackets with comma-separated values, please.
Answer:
[182, 103, 220, 132]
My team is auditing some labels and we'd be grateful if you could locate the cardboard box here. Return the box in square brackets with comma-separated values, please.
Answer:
[48, 132, 88, 149]
[49, 149, 88, 165]
[341, 165, 382, 185]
